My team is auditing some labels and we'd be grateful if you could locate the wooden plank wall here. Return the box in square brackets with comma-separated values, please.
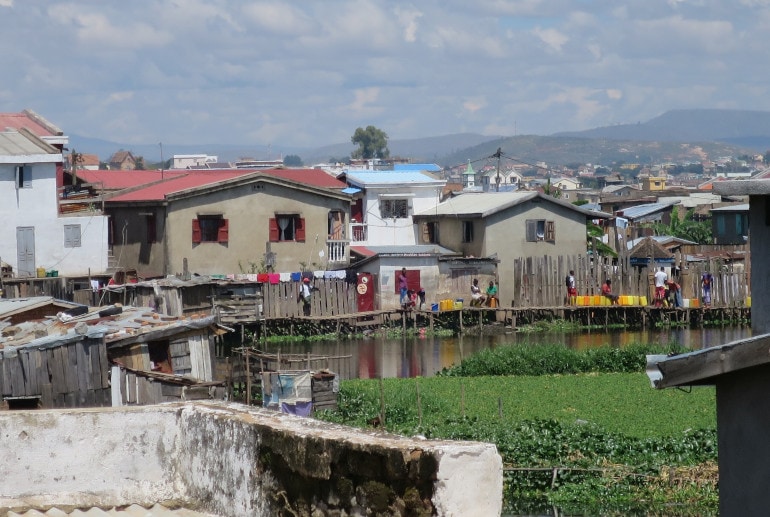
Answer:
[512, 253, 750, 308]
[0, 338, 110, 408]
[262, 279, 357, 318]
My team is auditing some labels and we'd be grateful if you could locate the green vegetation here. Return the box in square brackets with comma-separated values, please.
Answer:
[317, 343, 718, 515]
[351, 125, 390, 160]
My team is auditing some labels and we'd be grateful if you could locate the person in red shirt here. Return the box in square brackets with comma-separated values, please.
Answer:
[601, 279, 619, 304]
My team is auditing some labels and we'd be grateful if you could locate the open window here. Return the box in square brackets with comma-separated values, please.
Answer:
[15, 165, 31, 189]
[192, 215, 228, 244]
[422, 221, 439, 243]
[269, 214, 306, 242]
[526, 219, 555, 242]
[462, 221, 474, 243]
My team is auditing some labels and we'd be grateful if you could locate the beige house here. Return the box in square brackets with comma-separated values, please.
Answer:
[413, 192, 610, 306]
[105, 170, 351, 278]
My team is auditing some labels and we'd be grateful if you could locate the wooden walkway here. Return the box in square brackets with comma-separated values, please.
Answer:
[243, 304, 751, 339]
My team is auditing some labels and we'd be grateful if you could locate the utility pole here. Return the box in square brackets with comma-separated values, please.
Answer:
[159, 142, 164, 180]
[493, 147, 502, 192]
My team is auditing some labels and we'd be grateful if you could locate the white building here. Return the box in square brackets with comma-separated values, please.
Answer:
[0, 128, 109, 277]
[344, 170, 445, 246]
[172, 154, 218, 169]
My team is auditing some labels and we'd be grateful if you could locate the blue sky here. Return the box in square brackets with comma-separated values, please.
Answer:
[2, 0, 769, 149]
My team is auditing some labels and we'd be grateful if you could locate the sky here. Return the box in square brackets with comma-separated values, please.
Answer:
[2, 0, 770, 150]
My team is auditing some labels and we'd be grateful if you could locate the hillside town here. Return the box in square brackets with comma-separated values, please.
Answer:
[0, 109, 751, 314]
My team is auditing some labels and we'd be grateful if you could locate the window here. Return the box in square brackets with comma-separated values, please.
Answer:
[192, 215, 228, 244]
[145, 214, 157, 243]
[15, 165, 31, 189]
[380, 199, 409, 219]
[526, 219, 555, 242]
[422, 222, 439, 243]
[269, 215, 306, 242]
[462, 221, 474, 243]
[64, 224, 81, 248]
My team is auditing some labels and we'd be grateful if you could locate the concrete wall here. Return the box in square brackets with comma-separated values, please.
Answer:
[0, 402, 503, 516]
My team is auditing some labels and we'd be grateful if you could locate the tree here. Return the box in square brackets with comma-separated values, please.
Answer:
[283, 154, 303, 167]
[351, 126, 389, 160]
[134, 156, 146, 170]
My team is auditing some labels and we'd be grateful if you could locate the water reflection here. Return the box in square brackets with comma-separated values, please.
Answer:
[261, 326, 752, 380]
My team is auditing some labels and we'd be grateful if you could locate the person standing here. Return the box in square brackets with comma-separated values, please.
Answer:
[702, 271, 713, 308]
[299, 277, 313, 316]
[398, 268, 409, 305]
[565, 270, 577, 304]
[654, 267, 668, 307]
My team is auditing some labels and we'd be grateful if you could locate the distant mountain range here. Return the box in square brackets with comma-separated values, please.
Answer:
[70, 109, 770, 169]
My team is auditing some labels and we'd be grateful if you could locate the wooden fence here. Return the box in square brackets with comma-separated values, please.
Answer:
[262, 279, 357, 318]
[512, 254, 750, 309]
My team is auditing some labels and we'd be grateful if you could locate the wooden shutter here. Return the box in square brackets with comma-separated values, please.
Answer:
[218, 218, 229, 243]
[545, 220, 555, 242]
[269, 218, 279, 242]
[192, 219, 202, 244]
[295, 217, 306, 241]
[525, 220, 537, 242]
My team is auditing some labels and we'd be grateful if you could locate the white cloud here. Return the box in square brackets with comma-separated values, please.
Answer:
[0, 0, 769, 148]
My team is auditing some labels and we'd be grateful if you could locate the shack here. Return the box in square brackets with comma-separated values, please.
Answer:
[0, 305, 229, 409]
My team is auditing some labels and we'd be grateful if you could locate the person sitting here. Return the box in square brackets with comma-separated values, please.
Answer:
[403, 289, 417, 310]
[485, 280, 499, 307]
[470, 278, 486, 307]
[601, 279, 619, 305]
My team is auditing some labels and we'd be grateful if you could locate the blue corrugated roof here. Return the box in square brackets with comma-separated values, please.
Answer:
[345, 170, 444, 186]
[393, 163, 442, 172]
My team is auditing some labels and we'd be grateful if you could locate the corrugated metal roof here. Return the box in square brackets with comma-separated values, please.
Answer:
[710, 203, 749, 212]
[414, 192, 610, 219]
[351, 244, 459, 257]
[0, 130, 58, 157]
[345, 170, 444, 187]
[393, 163, 442, 172]
[0, 111, 59, 136]
[76, 170, 187, 190]
[0, 305, 218, 351]
[107, 169, 346, 203]
[616, 202, 675, 220]
[0, 296, 81, 318]
[7, 503, 219, 516]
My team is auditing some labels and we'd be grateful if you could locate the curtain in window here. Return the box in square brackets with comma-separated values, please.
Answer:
[278, 216, 290, 240]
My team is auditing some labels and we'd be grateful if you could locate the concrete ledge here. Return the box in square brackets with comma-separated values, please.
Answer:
[0, 402, 503, 516]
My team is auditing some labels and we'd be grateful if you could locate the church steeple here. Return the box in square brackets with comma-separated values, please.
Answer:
[462, 160, 476, 188]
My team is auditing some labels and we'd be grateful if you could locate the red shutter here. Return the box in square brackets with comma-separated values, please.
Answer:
[192, 219, 202, 244]
[295, 217, 306, 241]
[269, 218, 279, 242]
[218, 218, 229, 243]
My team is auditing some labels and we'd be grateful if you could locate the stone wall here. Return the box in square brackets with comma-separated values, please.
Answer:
[0, 402, 503, 516]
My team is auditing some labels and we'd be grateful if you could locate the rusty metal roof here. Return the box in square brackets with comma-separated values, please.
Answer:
[0, 305, 218, 351]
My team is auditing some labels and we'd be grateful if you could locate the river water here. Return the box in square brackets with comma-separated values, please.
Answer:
[261, 325, 753, 380]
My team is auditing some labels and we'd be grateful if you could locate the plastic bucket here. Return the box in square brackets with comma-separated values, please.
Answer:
[747, 296, 752, 308]
[640, 296, 648, 306]
[454, 299, 463, 310]
[431, 303, 439, 312]
[36, 267, 45, 278]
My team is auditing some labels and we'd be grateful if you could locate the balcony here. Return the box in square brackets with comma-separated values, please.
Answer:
[350, 222, 368, 243]
[326, 239, 349, 266]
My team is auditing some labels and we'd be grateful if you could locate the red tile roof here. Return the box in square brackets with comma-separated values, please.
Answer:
[76, 169, 187, 190]
[265, 168, 346, 189]
[106, 168, 347, 203]
[107, 170, 255, 202]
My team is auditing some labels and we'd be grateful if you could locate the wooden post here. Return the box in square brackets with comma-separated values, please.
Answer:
[416, 379, 422, 427]
[245, 348, 251, 406]
[379, 377, 386, 426]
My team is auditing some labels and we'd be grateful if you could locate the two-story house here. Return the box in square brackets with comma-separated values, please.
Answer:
[105, 169, 351, 277]
[413, 192, 610, 307]
[343, 170, 446, 246]
[0, 128, 109, 277]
